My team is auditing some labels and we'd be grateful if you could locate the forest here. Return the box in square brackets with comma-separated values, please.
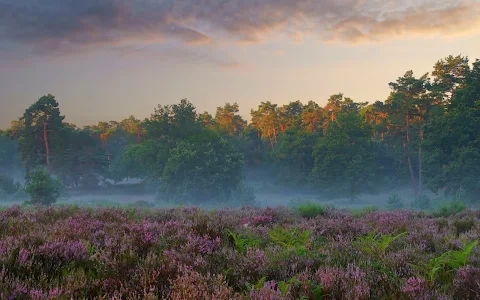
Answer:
[1, 54, 479, 207]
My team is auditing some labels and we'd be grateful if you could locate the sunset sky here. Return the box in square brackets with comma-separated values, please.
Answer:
[1, 0, 479, 128]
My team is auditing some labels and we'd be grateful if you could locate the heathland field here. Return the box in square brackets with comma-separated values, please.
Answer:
[0, 204, 479, 299]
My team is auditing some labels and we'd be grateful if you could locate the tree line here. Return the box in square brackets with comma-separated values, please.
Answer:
[1, 55, 479, 203]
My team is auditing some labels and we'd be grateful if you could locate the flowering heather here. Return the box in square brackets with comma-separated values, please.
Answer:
[0, 205, 479, 299]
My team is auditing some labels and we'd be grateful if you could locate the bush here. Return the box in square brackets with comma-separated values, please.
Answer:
[296, 202, 326, 218]
[24, 168, 63, 205]
[411, 194, 430, 210]
[453, 217, 475, 237]
[386, 194, 404, 211]
[433, 200, 466, 217]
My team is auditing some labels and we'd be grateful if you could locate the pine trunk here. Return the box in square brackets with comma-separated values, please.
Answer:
[418, 126, 424, 195]
[43, 122, 51, 171]
[405, 110, 418, 196]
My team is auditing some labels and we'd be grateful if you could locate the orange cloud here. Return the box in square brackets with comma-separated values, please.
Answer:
[1, 0, 479, 64]
[323, 2, 480, 43]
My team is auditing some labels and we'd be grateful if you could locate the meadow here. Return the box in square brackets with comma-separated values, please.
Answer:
[0, 203, 479, 299]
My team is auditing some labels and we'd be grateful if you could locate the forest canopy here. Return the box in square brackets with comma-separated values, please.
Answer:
[1, 55, 479, 203]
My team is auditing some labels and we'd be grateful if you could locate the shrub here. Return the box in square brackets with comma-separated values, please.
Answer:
[411, 194, 430, 210]
[453, 217, 475, 237]
[386, 194, 404, 211]
[24, 168, 63, 205]
[297, 202, 326, 218]
[433, 199, 466, 217]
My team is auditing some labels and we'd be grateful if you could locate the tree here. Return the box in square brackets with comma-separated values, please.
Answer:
[199, 111, 216, 129]
[120, 115, 146, 144]
[55, 126, 109, 188]
[431, 55, 470, 105]
[250, 101, 280, 148]
[160, 131, 244, 203]
[214, 102, 246, 135]
[18, 95, 65, 173]
[278, 100, 304, 132]
[423, 59, 480, 200]
[301, 101, 324, 132]
[24, 167, 63, 205]
[386, 71, 431, 196]
[361, 101, 390, 140]
[270, 129, 318, 186]
[146, 99, 201, 139]
[114, 138, 172, 181]
[311, 111, 386, 201]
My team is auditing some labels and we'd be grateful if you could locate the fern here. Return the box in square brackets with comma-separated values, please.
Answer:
[409, 240, 478, 286]
[81, 239, 95, 256]
[445, 240, 478, 269]
[227, 229, 262, 253]
[355, 230, 408, 254]
[245, 276, 267, 291]
[268, 225, 312, 249]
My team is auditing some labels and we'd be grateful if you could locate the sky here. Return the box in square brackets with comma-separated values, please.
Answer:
[1, 0, 480, 129]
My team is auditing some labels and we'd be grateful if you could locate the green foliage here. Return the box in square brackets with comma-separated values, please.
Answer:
[311, 111, 388, 201]
[114, 139, 170, 181]
[296, 202, 326, 218]
[411, 194, 431, 210]
[386, 194, 404, 211]
[433, 199, 466, 217]
[24, 167, 63, 205]
[268, 225, 312, 249]
[227, 229, 262, 253]
[355, 230, 408, 255]
[160, 133, 244, 203]
[423, 60, 480, 201]
[410, 240, 478, 286]
[17, 94, 65, 173]
[245, 276, 267, 291]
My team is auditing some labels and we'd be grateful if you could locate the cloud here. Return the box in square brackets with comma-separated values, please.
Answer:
[0, 0, 479, 60]
[323, 2, 480, 43]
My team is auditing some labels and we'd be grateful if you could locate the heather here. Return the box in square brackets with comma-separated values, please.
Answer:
[0, 205, 479, 299]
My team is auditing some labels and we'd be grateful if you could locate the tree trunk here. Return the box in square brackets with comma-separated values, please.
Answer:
[137, 130, 141, 144]
[43, 122, 50, 171]
[405, 110, 418, 196]
[418, 126, 424, 195]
